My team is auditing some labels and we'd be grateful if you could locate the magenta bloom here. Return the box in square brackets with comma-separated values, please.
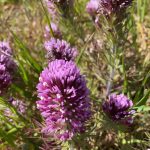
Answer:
[86, 0, 132, 17]
[44, 23, 62, 39]
[0, 64, 11, 95]
[44, 38, 77, 61]
[0, 41, 16, 73]
[0, 41, 16, 95]
[0, 41, 12, 55]
[36, 60, 91, 141]
[86, 0, 99, 17]
[102, 94, 134, 125]
[98, 0, 133, 15]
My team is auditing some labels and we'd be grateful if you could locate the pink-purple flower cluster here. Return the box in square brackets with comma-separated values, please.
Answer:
[0, 64, 11, 95]
[102, 94, 134, 125]
[44, 38, 77, 61]
[36, 60, 91, 141]
[0, 41, 16, 95]
[98, 0, 133, 15]
[86, 0, 99, 17]
[86, 0, 133, 17]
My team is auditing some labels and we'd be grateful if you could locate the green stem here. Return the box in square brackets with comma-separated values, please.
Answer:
[122, 53, 128, 94]
[39, 0, 54, 37]
[106, 44, 116, 96]
[69, 141, 75, 150]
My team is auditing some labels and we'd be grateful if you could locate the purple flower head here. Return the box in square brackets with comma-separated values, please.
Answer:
[36, 60, 91, 141]
[98, 0, 133, 16]
[44, 38, 77, 61]
[86, 0, 99, 17]
[0, 64, 11, 95]
[102, 94, 134, 125]
[44, 23, 62, 39]
[0, 41, 16, 74]
[0, 41, 17, 95]
[86, 0, 132, 20]
[0, 41, 12, 55]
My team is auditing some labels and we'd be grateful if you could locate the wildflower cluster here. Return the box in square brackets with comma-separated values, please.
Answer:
[0, 41, 16, 95]
[38, 27, 90, 140]
[102, 94, 134, 125]
[37, 59, 91, 140]
[44, 38, 77, 61]
[87, 0, 133, 16]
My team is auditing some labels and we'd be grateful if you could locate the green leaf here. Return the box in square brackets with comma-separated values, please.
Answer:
[134, 105, 150, 112]
[12, 32, 42, 73]
[133, 71, 150, 103]
[0, 128, 16, 147]
[135, 89, 150, 106]
[76, 32, 95, 64]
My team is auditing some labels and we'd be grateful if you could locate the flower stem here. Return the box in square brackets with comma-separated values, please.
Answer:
[106, 66, 115, 96]
[69, 141, 75, 150]
[106, 44, 116, 96]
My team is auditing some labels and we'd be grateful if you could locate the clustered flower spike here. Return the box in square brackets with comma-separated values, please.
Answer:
[102, 94, 135, 125]
[44, 38, 77, 61]
[86, 0, 133, 17]
[0, 41, 12, 55]
[44, 23, 62, 39]
[36, 60, 91, 141]
[86, 0, 99, 17]
[0, 41, 16, 95]
[0, 64, 11, 95]
[98, 0, 133, 16]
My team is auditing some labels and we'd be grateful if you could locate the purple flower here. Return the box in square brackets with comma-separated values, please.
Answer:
[44, 38, 77, 61]
[0, 41, 16, 74]
[0, 41, 12, 55]
[102, 94, 134, 125]
[98, 0, 133, 16]
[0, 41, 16, 95]
[86, 0, 99, 17]
[0, 64, 11, 95]
[44, 23, 62, 39]
[36, 60, 91, 141]
[86, 0, 133, 17]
